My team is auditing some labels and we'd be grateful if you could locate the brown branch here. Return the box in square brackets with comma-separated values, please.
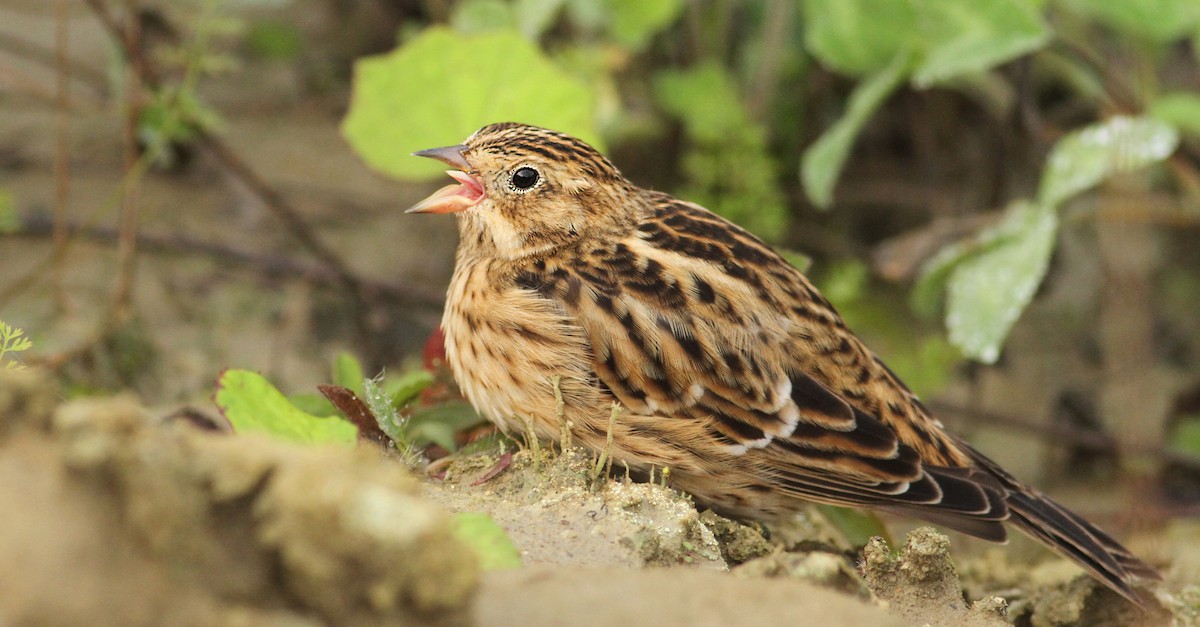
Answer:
[52, 0, 71, 309]
[197, 136, 366, 296]
[10, 214, 446, 309]
[111, 4, 141, 323]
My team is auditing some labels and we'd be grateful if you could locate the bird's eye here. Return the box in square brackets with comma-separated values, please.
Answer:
[509, 166, 540, 192]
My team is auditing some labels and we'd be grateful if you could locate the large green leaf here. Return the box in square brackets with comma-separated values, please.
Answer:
[802, 0, 916, 76]
[1062, 0, 1200, 43]
[342, 27, 600, 180]
[801, 51, 911, 209]
[1038, 115, 1179, 208]
[945, 202, 1058, 363]
[215, 370, 358, 445]
[911, 0, 1050, 87]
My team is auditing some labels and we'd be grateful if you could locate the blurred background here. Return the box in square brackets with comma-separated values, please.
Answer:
[1, 0, 1199, 558]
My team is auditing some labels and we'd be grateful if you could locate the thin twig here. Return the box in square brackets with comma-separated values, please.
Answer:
[52, 0, 72, 309]
[111, 4, 141, 323]
[198, 136, 365, 295]
[8, 215, 446, 308]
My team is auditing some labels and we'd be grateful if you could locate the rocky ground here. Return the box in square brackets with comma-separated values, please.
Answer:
[2, 368, 1196, 626]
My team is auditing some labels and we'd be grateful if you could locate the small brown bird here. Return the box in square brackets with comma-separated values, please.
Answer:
[409, 122, 1159, 605]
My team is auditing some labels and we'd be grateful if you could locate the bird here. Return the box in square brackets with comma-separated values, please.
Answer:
[407, 122, 1160, 606]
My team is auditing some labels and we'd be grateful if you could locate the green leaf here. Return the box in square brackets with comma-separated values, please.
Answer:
[911, 242, 974, 319]
[802, 0, 916, 76]
[287, 392, 337, 417]
[817, 505, 891, 547]
[384, 369, 435, 407]
[603, 0, 684, 51]
[451, 0, 516, 34]
[1149, 92, 1200, 138]
[1168, 414, 1200, 459]
[451, 512, 522, 570]
[513, 0, 568, 39]
[801, 51, 911, 209]
[332, 351, 365, 396]
[0, 190, 16, 234]
[342, 27, 600, 180]
[910, 0, 1050, 87]
[215, 370, 358, 445]
[1038, 115, 1179, 208]
[945, 202, 1058, 363]
[245, 21, 303, 60]
[406, 402, 486, 451]
[1063, 0, 1200, 42]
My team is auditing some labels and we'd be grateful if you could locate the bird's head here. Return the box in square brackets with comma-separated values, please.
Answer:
[408, 122, 634, 259]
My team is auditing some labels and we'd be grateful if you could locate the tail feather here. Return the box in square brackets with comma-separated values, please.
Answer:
[960, 442, 1159, 608]
[1007, 490, 1155, 607]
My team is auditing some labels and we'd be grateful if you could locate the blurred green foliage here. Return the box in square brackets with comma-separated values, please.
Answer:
[140, 0, 1197, 397]
[244, 20, 303, 60]
[655, 61, 788, 240]
[336, 0, 1195, 373]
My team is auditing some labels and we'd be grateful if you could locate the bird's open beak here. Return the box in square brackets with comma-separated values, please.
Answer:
[406, 144, 485, 214]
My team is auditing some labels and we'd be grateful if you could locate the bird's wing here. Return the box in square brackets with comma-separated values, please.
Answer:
[519, 194, 1009, 536]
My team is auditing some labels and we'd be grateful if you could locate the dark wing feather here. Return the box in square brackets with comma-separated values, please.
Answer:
[532, 193, 1155, 606]
[539, 195, 1013, 535]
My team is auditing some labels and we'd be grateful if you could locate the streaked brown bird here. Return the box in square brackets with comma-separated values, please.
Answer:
[409, 122, 1159, 606]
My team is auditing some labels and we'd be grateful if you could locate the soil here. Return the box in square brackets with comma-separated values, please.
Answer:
[1, 368, 1195, 626]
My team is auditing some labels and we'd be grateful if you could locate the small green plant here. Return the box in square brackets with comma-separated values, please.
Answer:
[215, 352, 487, 463]
[0, 321, 32, 370]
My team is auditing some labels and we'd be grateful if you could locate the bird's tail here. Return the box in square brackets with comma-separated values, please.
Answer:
[963, 443, 1160, 608]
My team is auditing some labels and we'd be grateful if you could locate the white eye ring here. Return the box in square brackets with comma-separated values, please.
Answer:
[507, 164, 542, 193]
